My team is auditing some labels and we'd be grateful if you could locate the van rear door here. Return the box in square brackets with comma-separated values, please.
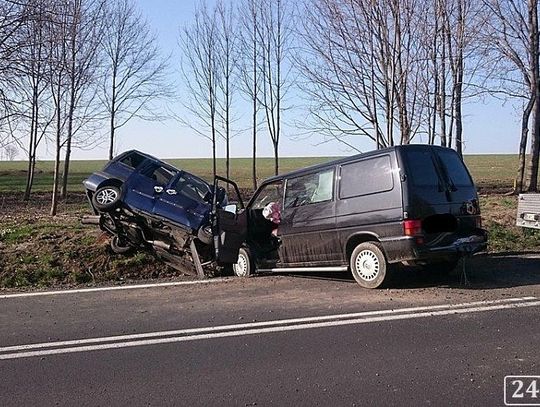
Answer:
[402, 146, 481, 249]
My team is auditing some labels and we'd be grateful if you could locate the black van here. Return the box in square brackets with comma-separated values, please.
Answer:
[213, 145, 487, 288]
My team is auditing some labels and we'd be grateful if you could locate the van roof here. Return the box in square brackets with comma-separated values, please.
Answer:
[262, 144, 453, 184]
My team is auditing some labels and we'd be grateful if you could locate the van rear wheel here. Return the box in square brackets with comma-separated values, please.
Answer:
[350, 242, 387, 289]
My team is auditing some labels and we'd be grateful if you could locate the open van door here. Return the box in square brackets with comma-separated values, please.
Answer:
[211, 176, 247, 264]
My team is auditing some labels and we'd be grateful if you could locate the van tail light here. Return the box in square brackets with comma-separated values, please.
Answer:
[404, 220, 423, 237]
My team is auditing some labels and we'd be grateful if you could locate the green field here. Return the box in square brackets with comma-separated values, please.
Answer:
[0, 154, 519, 193]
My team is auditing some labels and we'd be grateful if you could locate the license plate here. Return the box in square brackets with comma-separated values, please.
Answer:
[524, 213, 538, 222]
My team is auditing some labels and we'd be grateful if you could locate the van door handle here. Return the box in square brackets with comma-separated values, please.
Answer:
[166, 189, 177, 195]
[154, 186, 164, 193]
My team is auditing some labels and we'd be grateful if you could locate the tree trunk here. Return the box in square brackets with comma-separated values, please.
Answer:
[516, 97, 534, 193]
[252, 22, 258, 190]
[526, 0, 540, 192]
[454, 78, 463, 157]
[51, 146, 61, 216]
[526, 98, 540, 192]
[61, 136, 72, 199]
[24, 97, 37, 201]
[109, 68, 117, 160]
[109, 110, 115, 160]
[273, 142, 279, 176]
[454, 0, 465, 157]
[51, 84, 62, 217]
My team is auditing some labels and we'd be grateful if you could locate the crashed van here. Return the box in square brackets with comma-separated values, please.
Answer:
[219, 145, 487, 288]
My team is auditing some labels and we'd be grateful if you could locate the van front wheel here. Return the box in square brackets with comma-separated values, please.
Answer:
[350, 242, 387, 289]
[233, 247, 253, 277]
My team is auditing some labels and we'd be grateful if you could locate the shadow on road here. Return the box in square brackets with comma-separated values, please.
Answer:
[279, 253, 540, 290]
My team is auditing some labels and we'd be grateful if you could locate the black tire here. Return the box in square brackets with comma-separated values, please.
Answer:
[350, 242, 387, 289]
[197, 224, 213, 245]
[92, 185, 121, 212]
[233, 247, 253, 277]
[110, 235, 132, 254]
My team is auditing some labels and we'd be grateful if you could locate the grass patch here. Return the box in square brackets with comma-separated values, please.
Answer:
[481, 195, 540, 252]
[0, 225, 35, 244]
[0, 154, 519, 193]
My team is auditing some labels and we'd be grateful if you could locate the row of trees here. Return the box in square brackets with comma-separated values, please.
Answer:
[179, 0, 540, 193]
[179, 0, 292, 189]
[1, 0, 540, 217]
[0, 0, 168, 214]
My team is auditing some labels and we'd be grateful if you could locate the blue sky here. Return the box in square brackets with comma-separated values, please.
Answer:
[72, 0, 521, 160]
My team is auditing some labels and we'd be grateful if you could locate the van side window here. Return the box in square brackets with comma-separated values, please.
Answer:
[174, 173, 211, 201]
[251, 181, 283, 210]
[140, 164, 176, 185]
[339, 156, 393, 199]
[284, 169, 334, 208]
[119, 152, 146, 169]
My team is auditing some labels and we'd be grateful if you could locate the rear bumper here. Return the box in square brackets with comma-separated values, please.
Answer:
[382, 229, 488, 263]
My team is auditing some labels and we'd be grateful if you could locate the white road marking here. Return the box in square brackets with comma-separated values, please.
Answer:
[0, 297, 537, 360]
[0, 296, 534, 353]
[0, 278, 232, 299]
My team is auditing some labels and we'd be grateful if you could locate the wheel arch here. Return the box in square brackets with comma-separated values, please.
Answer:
[345, 232, 384, 261]
[97, 178, 124, 190]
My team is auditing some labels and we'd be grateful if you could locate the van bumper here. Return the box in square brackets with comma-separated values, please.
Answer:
[382, 229, 488, 263]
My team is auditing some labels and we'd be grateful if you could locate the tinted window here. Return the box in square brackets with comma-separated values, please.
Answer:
[405, 150, 441, 187]
[284, 169, 334, 209]
[339, 156, 393, 199]
[251, 181, 283, 210]
[140, 165, 176, 185]
[437, 149, 473, 187]
[119, 152, 146, 169]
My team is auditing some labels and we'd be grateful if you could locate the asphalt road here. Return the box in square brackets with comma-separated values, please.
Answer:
[1, 254, 540, 406]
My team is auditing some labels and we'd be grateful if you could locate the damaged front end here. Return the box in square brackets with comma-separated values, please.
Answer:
[82, 168, 245, 278]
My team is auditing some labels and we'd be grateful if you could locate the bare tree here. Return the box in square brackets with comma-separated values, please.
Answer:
[17, 0, 55, 201]
[48, 0, 71, 216]
[257, 0, 292, 175]
[179, 2, 220, 177]
[298, 0, 420, 149]
[483, 0, 540, 192]
[101, 0, 170, 160]
[60, 0, 106, 199]
[215, 0, 239, 181]
[0, 1, 30, 152]
[298, 0, 482, 154]
[238, 0, 262, 189]
[3, 143, 18, 160]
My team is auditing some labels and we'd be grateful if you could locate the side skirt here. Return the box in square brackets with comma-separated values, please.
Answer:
[257, 266, 348, 273]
